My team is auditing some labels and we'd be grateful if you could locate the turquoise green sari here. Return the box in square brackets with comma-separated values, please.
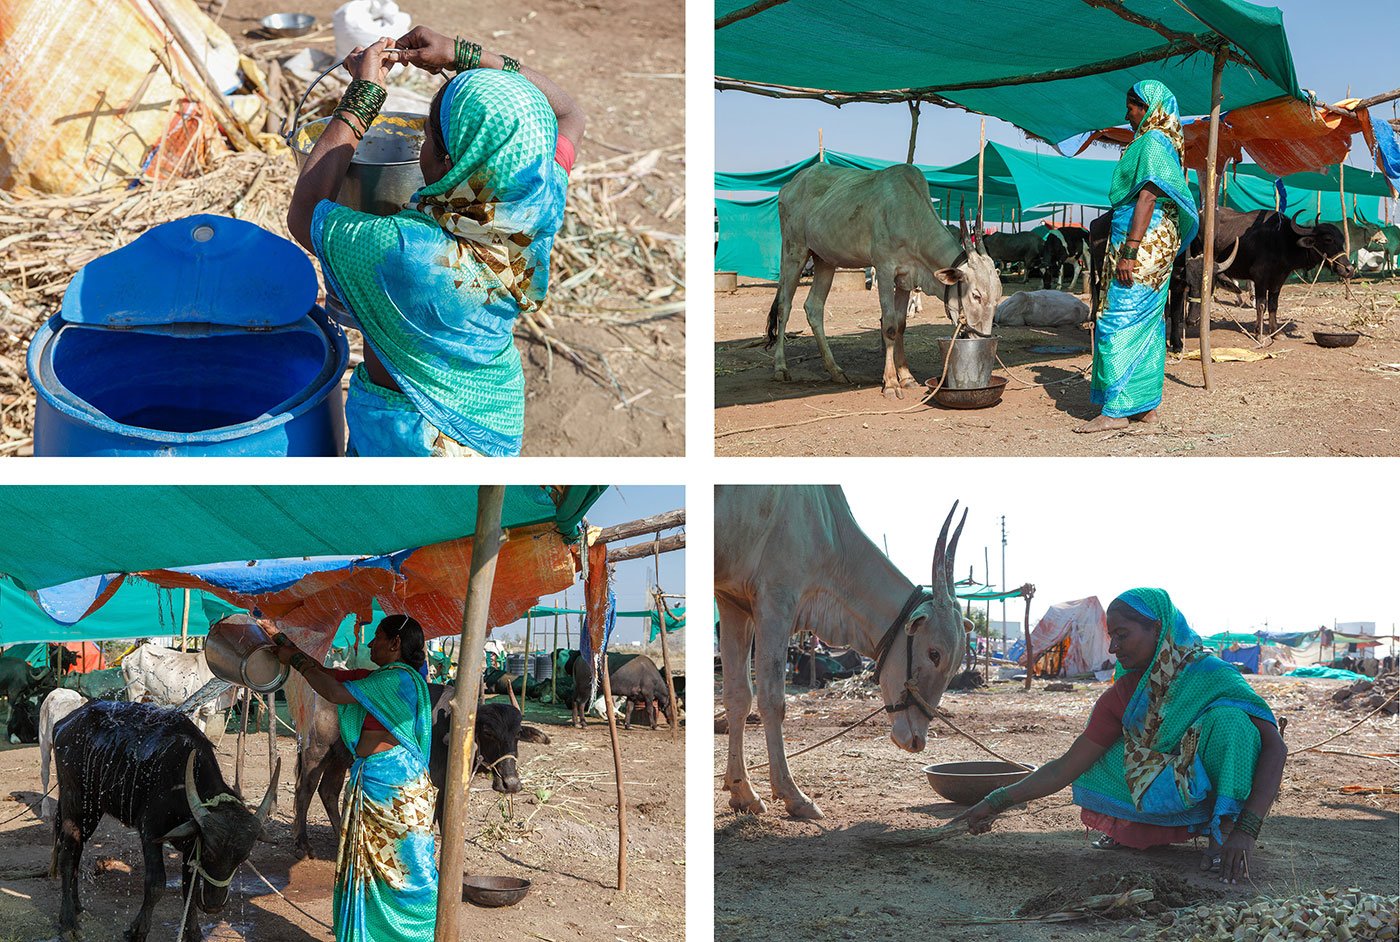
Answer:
[1073, 589, 1276, 844]
[1092, 81, 1201, 418]
[333, 662, 438, 940]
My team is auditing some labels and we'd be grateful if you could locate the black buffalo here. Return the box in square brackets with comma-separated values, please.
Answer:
[53, 701, 276, 942]
[983, 231, 1046, 283]
[0, 645, 77, 707]
[1184, 209, 1355, 338]
[568, 652, 674, 730]
[7, 695, 38, 743]
[290, 685, 549, 859]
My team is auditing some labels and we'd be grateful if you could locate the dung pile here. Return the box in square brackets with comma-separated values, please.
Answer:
[1142, 887, 1399, 941]
[1018, 870, 1214, 921]
[1331, 674, 1400, 714]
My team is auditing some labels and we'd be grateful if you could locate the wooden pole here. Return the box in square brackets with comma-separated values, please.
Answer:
[179, 589, 190, 652]
[807, 631, 816, 686]
[1199, 47, 1226, 379]
[552, 613, 559, 706]
[653, 540, 680, 743]
[264, 691, 276, 816]
[607, 533, 686, 562]
[599, 646, 629, 892]
[234, 686, 250, 796]
[1021, 587, 1035, 690]
[1340, 162, 1350, 255]
[906, 100, 921, 164]
[976, 118, 987, 232]
[596, 510, 685, 545]
[818, 128, 824, 162]
[434, 486, 506, 942]
[523, 611, 533, 693]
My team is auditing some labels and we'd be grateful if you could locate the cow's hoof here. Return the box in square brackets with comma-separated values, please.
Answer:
[900, 376, 920, 389]
[774, 369, 791, 383]
[293, 842, 311, 861]
[881, 386, 902, 401]
[7, 735, 16, 744]
[787, 799, 825, 820]
[730, 796, 767, 815]
[833, 370, 851, 385]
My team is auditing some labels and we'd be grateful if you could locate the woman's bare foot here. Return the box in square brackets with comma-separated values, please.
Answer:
[1075, 413, 1129, 433]
[1134, 408, 1159, 424]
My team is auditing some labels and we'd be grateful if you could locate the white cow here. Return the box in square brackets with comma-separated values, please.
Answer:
[38, 688, 86, 820]
[715, 485, 971, 819]
[121, 643, 235, 733]
[766, 163, 1002, 399]
[994, 290, 1090, 327]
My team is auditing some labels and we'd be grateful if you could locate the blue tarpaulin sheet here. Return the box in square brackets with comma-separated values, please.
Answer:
[1221, 644, 1261, 673]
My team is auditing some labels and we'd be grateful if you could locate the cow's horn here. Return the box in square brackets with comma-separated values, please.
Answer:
[254, 757, 280, 827]
[1216, 237, 1240, 273]
[945, 507, 969, 591]
[930, 501, 960, 594]
[1287, 208, 1309, 235]
[959, 201, 970, 249]
[184, 752, 209, 824]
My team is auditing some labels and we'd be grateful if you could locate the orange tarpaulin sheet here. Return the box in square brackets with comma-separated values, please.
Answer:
[126, 521, 578, 659]
[1076, 97, 1385, 181]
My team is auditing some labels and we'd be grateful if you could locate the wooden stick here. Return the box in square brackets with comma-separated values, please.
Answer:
[234, 686, 250, 797]
[653, 542, 680, 744]
[523, 611, 533, 699]
[906, 100, 921, 164]
[434, 486, 506, 942]
[977, 118, 986, 234]
[265, 691, 276, 816]
[715, 0, 791, 29]
[607, 533, 686, 562]
[552, 613, 559, 707]
[600, 648, 628, 892]
[1023, 591, 1034, 691]
[180, 589, 190, 653]
[1290, 693, 1397, 755]
[1200, 47, 1225, 376]
[596, 509, 685, 544]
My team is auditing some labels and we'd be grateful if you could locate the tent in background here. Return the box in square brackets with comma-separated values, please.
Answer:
[1021, 596, 1111, 677]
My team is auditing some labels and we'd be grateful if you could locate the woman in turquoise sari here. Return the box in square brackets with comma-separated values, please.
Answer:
[275, 616, 438, 939]
[1078, 81, 1200, 433]
[288, 27, 584, 456]
[952, 589, 1285, 884]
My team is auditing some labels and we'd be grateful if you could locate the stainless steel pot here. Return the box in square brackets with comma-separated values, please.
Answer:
[205, 615, 290, 693]
[283, 59, 427, 217]
[937, 336, 998, 390]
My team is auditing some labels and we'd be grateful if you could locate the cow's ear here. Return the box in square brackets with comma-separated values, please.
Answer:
[1297, 235, 1316, 248]
[963, 618, 975, 634]
[933, 267, 965, 286]
[905, 614, 927, 636]
[519, 725, 551, 745]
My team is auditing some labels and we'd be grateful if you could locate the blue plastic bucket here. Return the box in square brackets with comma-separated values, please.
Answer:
[28, 215, 348, 456]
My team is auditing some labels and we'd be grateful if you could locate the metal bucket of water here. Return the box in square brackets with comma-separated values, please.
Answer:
[205, 615, 289, 693]
[283, 59, 427, 217]
[936, 336, 998, 390]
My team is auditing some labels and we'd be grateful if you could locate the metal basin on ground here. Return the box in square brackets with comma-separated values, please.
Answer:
[925, 375, 1008, 409]
[1312, 331, 1360, 348]
[462, 876, 531, 907]
[28, 215, 347, 456]
[260, 12, 316, 37]
[923, 760, 1037, 805]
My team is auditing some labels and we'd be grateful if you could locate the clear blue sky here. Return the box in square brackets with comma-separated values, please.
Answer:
[491, 486, 685, 645]
[716, 0, 1399, 212]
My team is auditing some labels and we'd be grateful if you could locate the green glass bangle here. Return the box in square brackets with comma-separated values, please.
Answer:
[985, 786, 1015, 813]
[501, 54, 521, 73]
[330, 111, 364, 141]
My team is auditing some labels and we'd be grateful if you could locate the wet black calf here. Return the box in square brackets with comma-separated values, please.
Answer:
[52, 701, 276, 942]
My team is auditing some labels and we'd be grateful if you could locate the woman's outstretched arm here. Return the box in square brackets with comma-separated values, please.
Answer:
[1216, 715, 1285, 883]
[286, 39, 395, 250]
[951, 732, 1111, 834]
[394, 26, 586, 148]
[273, 636, 357, 705]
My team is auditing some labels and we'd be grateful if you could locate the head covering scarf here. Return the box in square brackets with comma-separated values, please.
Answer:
[1108, 80, 1199, 249]
[311, 69, 568, 456]
[1072, 588, 1276, 842]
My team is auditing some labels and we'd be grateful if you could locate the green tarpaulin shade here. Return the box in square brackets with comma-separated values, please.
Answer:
[0, 486, 606, 592]
[716, 194, 783, 280]
[1203, 630, 1262, 649]
[0, 576, 244, 644]
[525, 604, 686, 642]
[716, 0, 1302, 145]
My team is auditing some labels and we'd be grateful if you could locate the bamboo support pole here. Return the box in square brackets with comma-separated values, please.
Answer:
[1021, 586, 1035, 690]
[906, 100, 921, 164]
[434, 486, 506, 942]
[976, 118, 987, 232]
[180, 589, 190, 652]
[1199, 47, 1225, 372]
[600, 649, 629, 892]
[264, 691, 276, 815]
[523, 612, 533, 694]
[234, 686, 250, 795]
[607, 532, 686, 562]
[1340, 162, 1350, 255]
[552, 613, 559, 705]
[653, 539, 680, 743]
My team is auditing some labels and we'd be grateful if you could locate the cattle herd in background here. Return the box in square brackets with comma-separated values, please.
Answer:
[0, 639, 681, 939]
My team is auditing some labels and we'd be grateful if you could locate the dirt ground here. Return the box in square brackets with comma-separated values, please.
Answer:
[0, 0, 683, 457]
[715, 275, 1400, 456]
[0, 696, 683, 942]
[714, 673, 1400, 942]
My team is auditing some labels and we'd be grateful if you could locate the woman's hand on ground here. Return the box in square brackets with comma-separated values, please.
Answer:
[1115, 257, 1137, 286]
[393, 26, 455, 73]
[950, 800, 999, 835]
[345, 38, 395, 85]
[1217, 831, 1254, 884]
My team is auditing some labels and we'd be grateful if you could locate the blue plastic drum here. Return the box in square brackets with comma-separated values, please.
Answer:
[27, 215, 348, 456]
